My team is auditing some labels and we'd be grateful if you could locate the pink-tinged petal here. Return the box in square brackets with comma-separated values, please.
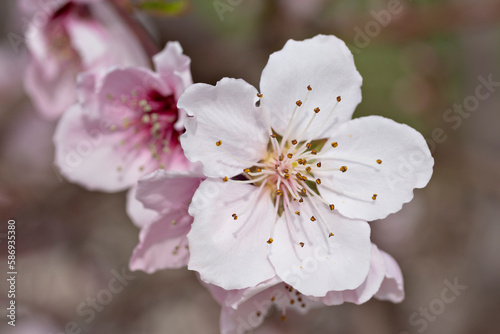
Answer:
[320, 243, 386, 305]
[153, 41, 192, 132]
[96, 67, 170, 123]
[269, 198, 371, 297]
[374, 250, 405, 303]
[179, 78, 269, 178]
[126, 186, 159, 228]
[187, 179, 276, 290]
[260, 35, 362, 140]
[153, 41, 193, 97]
[129, 209, 192, 273]
[318, 116, 434, 221]
[220, 294, 270, 334]
[24, 59, 78, 120]
[136, 169, 203, 213]
[53, 104, 152, 191]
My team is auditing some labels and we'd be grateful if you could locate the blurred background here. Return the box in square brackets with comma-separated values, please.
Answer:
[1, 0, 499, 333]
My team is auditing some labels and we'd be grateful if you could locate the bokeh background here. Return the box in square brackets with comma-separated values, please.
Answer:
[1, 0, 500, 333]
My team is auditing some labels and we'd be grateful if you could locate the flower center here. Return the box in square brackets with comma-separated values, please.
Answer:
[109, 89, 181, 172]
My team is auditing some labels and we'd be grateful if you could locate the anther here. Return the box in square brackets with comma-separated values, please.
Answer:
[337, 96, 342, 102]
[216, 140, 222, 146]
[276, 190, 283, 196]
[301, 303, 306, 308]
[243, 168, 251, 173]
[307, 85, 312, 91]
[316, 162, 322, 168]
[299, 242, 305, 247]
[306, 143, 311, 149]
[256, 311, 261, 317]
[222, 176, 229, 182]
[306, 166, 312, 172]
[283, 169, 289, 173]
[284, 174, 290, 179]
[301, 188, 306, 195]
[279, 155, 284, 161]
[311, 149, 317, 155]
[314, 107, 320, 113]
[331, 142, 338, 148]
[316, 178, 321, 185]
[270, 133, 276, 138]
[329, 232, 334, 237]
[271, 297, 276, 301]
[372, 194, 378, 200]
[299, 198, 304, 203]
[287, 153, 293, 159]
[291, 139, 298, 145]
[267, 238, 274, 244]
[329, 204, 335, 210]
[281, 315, 286, 321]
[256, 168, 262, 172]
[257, 93, 263, 98]
[310, 216, 316, 221]
[290, 299, 295, 305]
[295, 211, 300, 216]
[340, 166, 348, 172]
[376, 159, 382, 164]
[296, 100, 302, 106]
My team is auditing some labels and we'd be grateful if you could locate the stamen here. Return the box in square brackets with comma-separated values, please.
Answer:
[257, 93, 263, 98]
[329, 204, 335, 210]
[216, 140, 222, 146]
[267, 238, 274, 244]
[299, 242, 305, 247]
[372, 194, 378, 200]
[316, 162, 322, 168]
[307, 85, 312, 91]
[329, 232, 334, 237]
[331, 142, 338, 148]
[377, 159, 382, 164]
[310, 216, 316, 222]
[222, 176, 229, 182]
[316, 178, 321, 185]
[291, 139, 298, 145]
[296, 100, 302, 107]
[337, 96, 342, 102]
[314, 107, 320, 113]
[295, 211, 300, 215]
[340, 166, 348, 172]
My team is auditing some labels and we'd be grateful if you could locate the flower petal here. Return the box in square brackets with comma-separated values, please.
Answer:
[53, 104, 151, 191]
[260, 35, 362, 140]
[269, 198, 371, 297]
[318, 116, 434, 221]
[136, 169, 203, 214]
[187, 179, 276, 289]
[179, 78, 269, 178]
[320, 243, 386, 305]
[126, 185, 159, 228]
[153, 41, 192, 98]
[374, 250, 405, 303]
[129, 208, 192, 273]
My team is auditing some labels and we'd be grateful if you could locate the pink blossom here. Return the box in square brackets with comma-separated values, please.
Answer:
[178, 35, 433, 296]
[206, 244, 403, 334]
[128, 169, 203, 273]
[54, 41, 193, 192]
[24, 0, 149, 119]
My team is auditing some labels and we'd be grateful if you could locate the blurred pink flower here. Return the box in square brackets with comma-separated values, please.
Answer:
[178, 35, 433, 296]
[54, 41, 193, 192]
[207, 244, 403, 334]
[128, 169, 203, 273]
[23, 0, 149, 119]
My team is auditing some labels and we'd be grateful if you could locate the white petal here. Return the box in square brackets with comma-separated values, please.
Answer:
[318, 116, 434, 221]
[269, 198, 371, 297]
[321, 243, 386, 305]
[179, 78, 269, 178]
[374, 250, 405, 303]
[187, 179, 276, 290]
[260, 35, 362, 140]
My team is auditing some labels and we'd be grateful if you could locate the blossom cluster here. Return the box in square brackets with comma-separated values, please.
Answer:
[25, 1, 434, 332]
